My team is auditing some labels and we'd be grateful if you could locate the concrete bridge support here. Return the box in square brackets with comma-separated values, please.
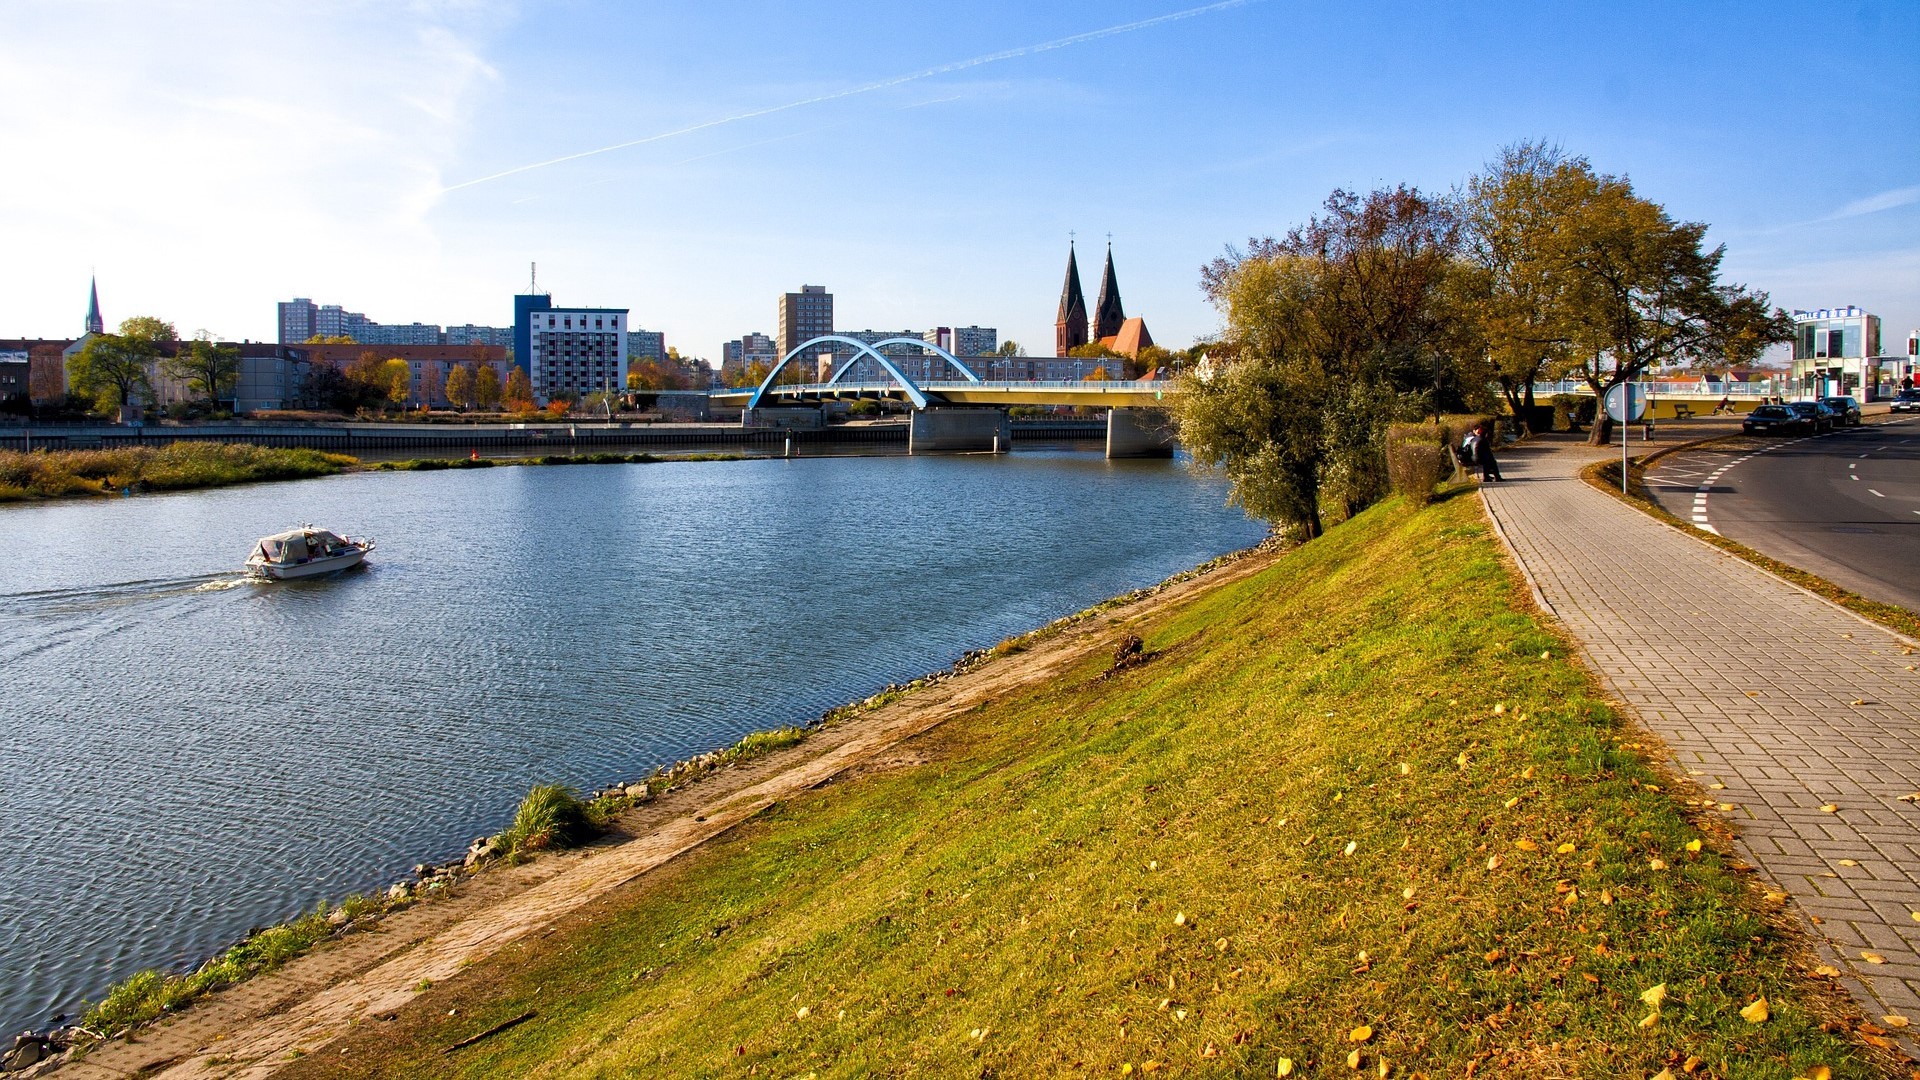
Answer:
[908, 408, 1010, 454]
[743, 407, 825, 430]
[1106, 408, 1176, 458]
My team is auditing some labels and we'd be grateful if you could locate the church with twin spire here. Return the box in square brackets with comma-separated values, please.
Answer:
[1054, 241, 1153, 358]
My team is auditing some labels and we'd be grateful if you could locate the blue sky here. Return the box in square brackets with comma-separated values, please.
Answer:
[3, 0, 1915, 359]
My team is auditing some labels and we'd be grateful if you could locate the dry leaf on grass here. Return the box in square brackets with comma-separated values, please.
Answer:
[1639, 1013, 1659, 1029]
[1649, 857, 1668, 871]
[1740, 997, 1769, 1023]
[1685, 839, 1702, 852]
[1277, 1058, 1294, 1077]
[1556, 842, 1576, 854]
[1514, 839, 1539, 852]
[1813, 964, 1842, 977]
[1349, 1024, 1373, 1043]
[1641, 984, 1667, 1007]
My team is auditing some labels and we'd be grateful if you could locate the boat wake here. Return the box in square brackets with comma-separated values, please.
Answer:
[2, 572, 264, 618]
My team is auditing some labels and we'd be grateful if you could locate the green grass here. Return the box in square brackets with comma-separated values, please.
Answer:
[283, 492, 1878, 1079]
[82, 894, 386, 1036]
[0, 443, 355, 501]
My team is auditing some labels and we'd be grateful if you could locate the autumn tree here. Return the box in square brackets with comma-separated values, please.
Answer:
[69, 316, 176, 421]
[381, 359, 412, 408]
[503, 367, 534, 410]
[473, 364, 502, 410]
[419, 362, 445, 410]
[161, 332, 241, 411]
[444, 363, 475, 411]
[1175, 186, 1482, 535]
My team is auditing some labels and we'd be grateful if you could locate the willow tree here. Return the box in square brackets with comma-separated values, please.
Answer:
[1176, 186, 1484, 536]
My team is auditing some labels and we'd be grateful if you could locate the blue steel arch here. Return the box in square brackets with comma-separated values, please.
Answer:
[747, 335, 980, 411]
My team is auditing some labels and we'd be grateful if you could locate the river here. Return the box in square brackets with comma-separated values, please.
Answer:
[0, 450, 1263, 1033]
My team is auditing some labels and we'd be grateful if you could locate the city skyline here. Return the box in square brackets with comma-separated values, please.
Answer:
[3, 1, 1915, 356]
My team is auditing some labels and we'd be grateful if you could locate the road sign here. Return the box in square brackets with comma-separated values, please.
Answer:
[1604, 383, 1649, 423]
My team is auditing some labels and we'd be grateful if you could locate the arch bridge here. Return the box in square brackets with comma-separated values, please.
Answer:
[712, 336, 1177, 456]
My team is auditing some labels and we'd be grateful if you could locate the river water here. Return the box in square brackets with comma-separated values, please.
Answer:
[0, 451, 1263, 1033]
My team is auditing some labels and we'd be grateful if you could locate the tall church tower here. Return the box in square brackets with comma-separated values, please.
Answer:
[1055, 243, 1088, 357]
[1091, 243, 1126, 342]
[84, 276, 104, 336]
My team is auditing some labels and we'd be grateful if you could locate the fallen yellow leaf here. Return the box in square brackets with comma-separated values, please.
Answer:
[1217, 937, 1229, 952]
[1398, 762, 1410, 775]
[1503, 796, 1520, 809]
[1838, 859, 1858, 867]
[1800, 1067, 1832, 1080]
[1556, 842, 1576, 854]
[796, 1006, 810, 1020]
[1649, 857, 1668, 871]
[1652, 1070, 1674, 1080]
[1600, 888, 1613, 905]
[1349, 1024, 1373, 1043]
[1540, 650, 1550, 659]
[1709, 782, 1726, 789]
[1173, 912, 1187, 927]
[1718, 803, 1735, 811]
[1492, 703, 1505, 715]
[1640, 983, 1667, 1007]
[1277, 1058, 1294, 1077]
[1347, 1049, 1363, 1070]
[1863, 951, 1888, 964]
[1377, 1060, 1390, 1078]
[1486, 855, 1501, 870]
[1514, 838, 1539, 852]
[1402, 886, 1415, 899]
[1682, 1055, 1703, 1073]
[1685, 839, 1702, 852]
[1456, 751, 1469, 767]
[1175, 1009, 1187, 1021]
[1820, 803, 1838, 813]
[1740, 996, 1769, 1023]
[1764, 891, 1787, 902]
[1813, 964, 1841, 977]
[1521, 766, 1535, 780]
[1345, 840, 1358, 856]
[1882, 1014, 1909, 1029]
[1121, 1065, 1134, 1076]
[1638, 1013, 1659, 1029]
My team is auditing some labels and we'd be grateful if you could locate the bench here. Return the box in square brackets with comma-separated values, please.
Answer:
[1669, 403, 1694, 420]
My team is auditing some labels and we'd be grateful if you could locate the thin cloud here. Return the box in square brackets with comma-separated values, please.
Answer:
[1831, 184, 1920, 220]
[442, 0, 1259, 193]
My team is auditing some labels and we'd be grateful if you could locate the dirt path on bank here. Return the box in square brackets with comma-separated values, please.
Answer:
[61, 549, 1276, 1080]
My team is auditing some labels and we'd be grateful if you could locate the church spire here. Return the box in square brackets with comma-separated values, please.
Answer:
[85, 275, 104, 336]
[1092, 242, 1125, 341]
[1055, 241, 1088, 357]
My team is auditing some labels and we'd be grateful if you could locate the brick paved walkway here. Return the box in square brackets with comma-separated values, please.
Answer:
[1481, 433, 1920, 1032]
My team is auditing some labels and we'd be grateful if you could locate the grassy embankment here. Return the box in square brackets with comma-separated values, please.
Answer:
[0, 443, 355, 502]
[288, 491, 1882, 1079]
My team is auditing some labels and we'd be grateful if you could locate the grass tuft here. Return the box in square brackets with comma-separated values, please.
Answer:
[493, 785, 600, 860]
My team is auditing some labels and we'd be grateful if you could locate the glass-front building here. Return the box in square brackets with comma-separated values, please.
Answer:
[1789, 306, 1889, 400]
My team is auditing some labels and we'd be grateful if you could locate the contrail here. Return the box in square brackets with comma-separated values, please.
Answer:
[442, 0, 1258, 193]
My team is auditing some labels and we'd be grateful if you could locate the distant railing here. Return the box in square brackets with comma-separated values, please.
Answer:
[1529, 380, 1781, 398]
[731, 379, 1171, 395]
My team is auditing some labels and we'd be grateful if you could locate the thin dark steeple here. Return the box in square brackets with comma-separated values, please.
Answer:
[85, 276, 103, 336]
[1092, 242, 1125, 341]
[1055, 242, 1088, 357]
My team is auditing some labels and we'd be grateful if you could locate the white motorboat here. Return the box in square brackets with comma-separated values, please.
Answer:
[246, 526, 374, 580]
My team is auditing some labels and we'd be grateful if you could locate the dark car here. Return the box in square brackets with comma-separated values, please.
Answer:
[1891, 389, 1920, 413]
[1786, 400, 1836, 433]
[1743, 404, 1807, 435]
[1820, 396, 1862, 426]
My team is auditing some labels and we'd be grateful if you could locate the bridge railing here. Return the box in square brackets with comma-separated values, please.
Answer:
[1529, 380, 1782, 398]
[733, 379, 1169, 395]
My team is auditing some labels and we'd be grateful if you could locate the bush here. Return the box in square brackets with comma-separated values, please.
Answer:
[495, 785, 600, 860]
[1383, 422, 1451, 505]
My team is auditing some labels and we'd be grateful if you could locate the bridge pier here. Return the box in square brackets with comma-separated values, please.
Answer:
[743, 407, 825, 430]
[1106, 408, 1176, 459]
[909, 408, 1010, 454]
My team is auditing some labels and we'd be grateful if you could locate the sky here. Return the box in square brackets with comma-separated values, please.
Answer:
[3, 0, 1916, 360]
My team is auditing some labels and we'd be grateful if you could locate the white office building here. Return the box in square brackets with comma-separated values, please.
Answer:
[528, 306, 629, 402]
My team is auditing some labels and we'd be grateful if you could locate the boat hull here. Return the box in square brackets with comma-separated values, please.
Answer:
[249, 548, 367, 580]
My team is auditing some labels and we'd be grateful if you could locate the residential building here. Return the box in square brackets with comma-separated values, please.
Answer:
[513, 292, 552, 378]
[0, 353, 29, 411]
[295, 342, 512, 410]
[527, 305, 629, 402]
[777, 285, 833, 368]
[930, 325, 998, 357]
[1789, 306, 1890, 400]
[629, 329, 667, 362]
[277, 297, 511, 348]
[0, 339, 81, 404]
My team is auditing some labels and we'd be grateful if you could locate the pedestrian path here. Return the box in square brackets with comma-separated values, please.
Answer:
[1481, 433, 1920, 1032]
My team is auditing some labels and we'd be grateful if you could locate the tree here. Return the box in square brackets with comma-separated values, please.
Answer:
[1083, 365, 1111, 381]
[1550, 173, 1792, 443]
[503, 367, 534, 410]
[304, 334, 357, 345]
[68, 316, 176, 421]
[419, 362, 445, 410]
[995, 340, 1023, 357]
[381, 359, 412, 407]
[161, 332, 241, 411]
[1176, 186, 1476, 535]
[444, 364, 475, 411]
[474, 364, 502, 410]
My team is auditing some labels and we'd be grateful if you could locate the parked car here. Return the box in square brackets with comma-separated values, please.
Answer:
[1891, 389, 1920, 413]
[1786, 400, 1836, 433]
[1742, 404, 1807, 435]
[1820, 396, 1862, 426]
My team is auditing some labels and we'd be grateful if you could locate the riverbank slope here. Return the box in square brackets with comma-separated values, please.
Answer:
[257, 490, 1887, 1077]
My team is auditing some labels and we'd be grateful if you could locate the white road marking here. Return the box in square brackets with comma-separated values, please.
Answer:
[1869, 489, 1885, 498]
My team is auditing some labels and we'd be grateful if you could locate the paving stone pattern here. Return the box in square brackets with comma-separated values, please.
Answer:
[1481, 433, 1920, 1030]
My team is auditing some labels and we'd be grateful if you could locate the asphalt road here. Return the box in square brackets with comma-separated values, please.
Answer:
[1644, 415, 1920, 614]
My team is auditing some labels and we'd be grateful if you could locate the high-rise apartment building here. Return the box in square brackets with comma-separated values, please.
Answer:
[527, 305, 629, 402]
[628, 329, 667, 362]
[924, 326, 998, 357]
[276, 297, 511, 348]
[777, 285, 833, 368]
